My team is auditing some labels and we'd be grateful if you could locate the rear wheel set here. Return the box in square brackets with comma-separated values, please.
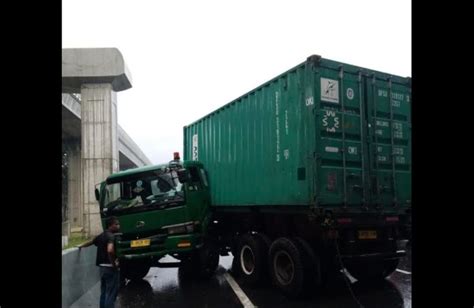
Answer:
[234, 234, 324, 298]
[235, 233, 272, 285]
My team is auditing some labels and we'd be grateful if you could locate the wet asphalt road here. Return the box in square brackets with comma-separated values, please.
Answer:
[113, 245, 411, 308]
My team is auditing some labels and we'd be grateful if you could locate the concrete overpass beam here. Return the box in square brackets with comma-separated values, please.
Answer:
[62, 48, 132, 93]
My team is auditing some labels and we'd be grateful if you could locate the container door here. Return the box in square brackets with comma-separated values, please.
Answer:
[315, 65, 368, 207]
[365, 75, 411, 208]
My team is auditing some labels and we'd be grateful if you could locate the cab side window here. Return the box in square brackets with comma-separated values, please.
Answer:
[188, 167, 202, 191]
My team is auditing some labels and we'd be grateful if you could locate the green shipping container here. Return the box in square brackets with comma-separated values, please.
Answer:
[183, 55, 411, 212]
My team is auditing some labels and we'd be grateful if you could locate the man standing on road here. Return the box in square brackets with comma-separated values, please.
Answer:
[77, 216, 121, 308]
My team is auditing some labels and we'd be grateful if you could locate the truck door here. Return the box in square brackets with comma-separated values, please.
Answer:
[315, 65, 367, 207]
[185, 166, 211, 224]
[365, 74, 411, 208]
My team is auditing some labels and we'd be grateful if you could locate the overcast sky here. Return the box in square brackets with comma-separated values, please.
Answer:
[62, 0, 411, 165]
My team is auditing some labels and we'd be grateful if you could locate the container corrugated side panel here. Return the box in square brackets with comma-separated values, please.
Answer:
[184, 56, 411, 210]
[184, 62, 315, 207]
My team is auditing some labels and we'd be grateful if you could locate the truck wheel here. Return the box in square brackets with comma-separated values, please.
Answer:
[255, 232, 272, 281]
[196, 241, 220, 279]
[231, 254, 241, 277]
[237, 233, 268, 285]
[269, 237, 305, 298]
[346, 258, 399, 282]
[178, 255, 195, 279]
[180, 241, 220, 279]
[254, 232, 272, 251]
[292, 237, 321, 295]
[121, 260, 151, 280]
[230, 235, 242, 277]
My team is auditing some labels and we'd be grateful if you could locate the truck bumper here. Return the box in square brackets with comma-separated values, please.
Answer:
[340, 250, 406, 261]
[117, 233, 201, 261]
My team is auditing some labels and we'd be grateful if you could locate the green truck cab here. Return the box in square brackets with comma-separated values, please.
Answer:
[95, 158, 219, 280]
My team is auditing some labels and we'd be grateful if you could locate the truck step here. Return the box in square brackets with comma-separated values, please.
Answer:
[155, 261, 181, 268]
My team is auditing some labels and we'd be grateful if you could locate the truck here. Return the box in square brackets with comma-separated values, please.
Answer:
[95, 154, 220, 281]
[95, 55, 411, 298]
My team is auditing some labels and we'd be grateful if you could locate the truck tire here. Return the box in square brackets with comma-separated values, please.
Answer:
[178, 255, 195, 279]
[180, 241, 220, 279]
[269, 237, 306, 298]
[197, 240, 220, 279]
[231, 253, 241, 277]
[230, 237, 241, 277]
[254, 232, 272, 251]
[236, 233, 268, 285]
[255, 232, 272, 281]
[345, 258, 399, 282]
[292, 237, 321, 295]
[121, 260, 151, 281]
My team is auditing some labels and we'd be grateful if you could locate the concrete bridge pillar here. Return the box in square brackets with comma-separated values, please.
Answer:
[62, 48, 132, 237]
[66, 141, 83, 231]
[81, 84, 119, 236]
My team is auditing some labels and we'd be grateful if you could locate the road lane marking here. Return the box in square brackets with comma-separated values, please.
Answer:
[396, 269, 411, 275]
[341, 268, 357, 283]
[223, 272, 256, 308]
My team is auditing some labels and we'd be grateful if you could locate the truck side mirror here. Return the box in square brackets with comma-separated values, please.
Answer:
[95, 188, 100, 201]
[177, 169, 189, 183]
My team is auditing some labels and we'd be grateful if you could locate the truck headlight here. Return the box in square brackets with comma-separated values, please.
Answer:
[167, 225, 187, 235]
[164, 221, 195, 235]
[185, 223, 194, 233]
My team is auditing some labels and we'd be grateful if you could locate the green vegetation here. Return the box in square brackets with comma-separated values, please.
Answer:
[62, 233, 92, 250]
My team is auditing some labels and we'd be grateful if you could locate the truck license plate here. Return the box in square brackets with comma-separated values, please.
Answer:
[130, 239, 151, 247]
[358, 230, 377, 240]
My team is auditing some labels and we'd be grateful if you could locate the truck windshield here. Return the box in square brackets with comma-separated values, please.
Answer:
[102, 169, 184, 215]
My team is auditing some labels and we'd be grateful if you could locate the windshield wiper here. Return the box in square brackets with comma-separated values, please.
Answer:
[146, 193, 167, 202]
[105, 197, 145, 212]
[104, 199, 123, 212]
[154, 199, 183, 210]
[146, 189, 183, 202]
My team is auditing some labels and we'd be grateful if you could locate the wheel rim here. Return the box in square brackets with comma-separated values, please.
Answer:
[274, 250, 295, 286]
[240, 245, 255, 275]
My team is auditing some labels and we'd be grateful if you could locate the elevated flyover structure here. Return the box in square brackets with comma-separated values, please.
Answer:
[62, 48, 152, 237]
